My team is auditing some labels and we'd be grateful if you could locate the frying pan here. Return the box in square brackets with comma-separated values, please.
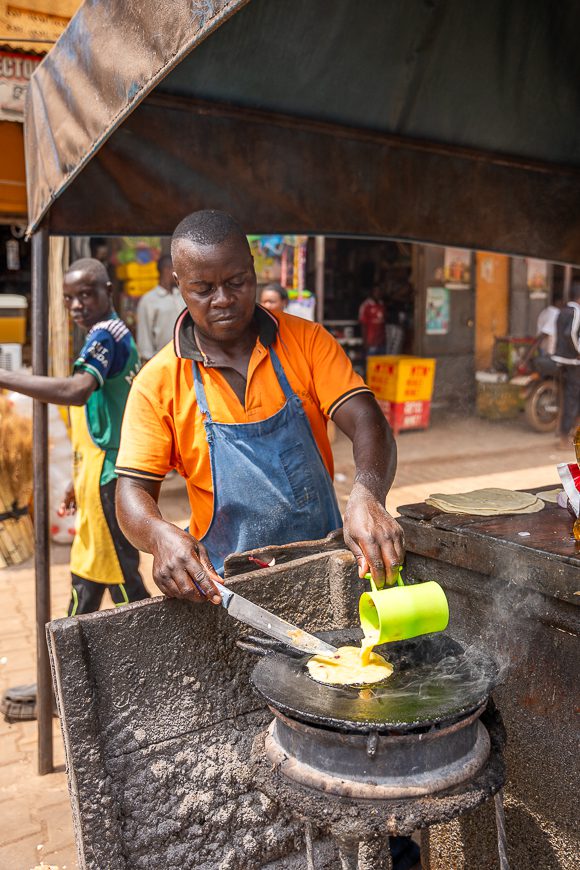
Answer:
[250, 630, 500, 733]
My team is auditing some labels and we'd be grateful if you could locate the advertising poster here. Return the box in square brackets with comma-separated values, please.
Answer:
[526, 258, 548, 297]
[443, 248, 471, 288]
[426, 286, 450, 335]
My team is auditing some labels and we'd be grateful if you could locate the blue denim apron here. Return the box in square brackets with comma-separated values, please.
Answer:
[193, 347, 343, 574]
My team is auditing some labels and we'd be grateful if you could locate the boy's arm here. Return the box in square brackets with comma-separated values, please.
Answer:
[0, 369, 97, 406]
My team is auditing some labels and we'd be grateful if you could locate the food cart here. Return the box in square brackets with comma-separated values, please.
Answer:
[23, 0, 580, 866]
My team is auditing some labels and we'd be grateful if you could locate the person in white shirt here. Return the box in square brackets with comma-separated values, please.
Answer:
[553, 284, 580, 445]
[536, 293, 563, 356]
[137, 256, 184, 361]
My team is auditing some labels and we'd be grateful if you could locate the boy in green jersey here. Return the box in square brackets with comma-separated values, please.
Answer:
[0, 258, 148, 614]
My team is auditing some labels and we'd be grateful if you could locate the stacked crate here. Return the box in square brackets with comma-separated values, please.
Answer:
[366, 355, 436, 435]
[116, 261, 159, 297]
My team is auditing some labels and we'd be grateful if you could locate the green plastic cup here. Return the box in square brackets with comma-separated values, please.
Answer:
[359, 568, 449, 644]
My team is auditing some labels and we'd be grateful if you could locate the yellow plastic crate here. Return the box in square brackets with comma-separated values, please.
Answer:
[366, 355, 436, 403]
[0, 295, 27, 344]
[124, 278, 158, 298]
[116, 261, 159, 281]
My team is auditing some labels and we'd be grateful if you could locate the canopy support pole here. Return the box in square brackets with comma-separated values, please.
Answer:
[315, 236, 325, 323]
[32, 224, 53, 775]
[563, 264, 572, 302]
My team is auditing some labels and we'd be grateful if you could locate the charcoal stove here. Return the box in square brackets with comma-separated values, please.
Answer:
[248, 630, 509, 869]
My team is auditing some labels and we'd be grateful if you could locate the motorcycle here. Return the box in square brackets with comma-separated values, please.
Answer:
[510, 354, 561, 433]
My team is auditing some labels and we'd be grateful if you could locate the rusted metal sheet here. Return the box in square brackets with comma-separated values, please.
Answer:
[41, 96, 580, 262]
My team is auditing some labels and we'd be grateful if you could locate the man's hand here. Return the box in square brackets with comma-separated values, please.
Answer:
[343, 483, 405, 588]
[58, 481, 76, 516]
[150, 523, 222, 605]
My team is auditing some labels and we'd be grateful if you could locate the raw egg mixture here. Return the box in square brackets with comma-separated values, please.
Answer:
[307, 637, 393, 686]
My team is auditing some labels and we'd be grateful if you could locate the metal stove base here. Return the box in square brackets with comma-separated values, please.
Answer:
[265, 704, 490, 799]
[253, 699, 507, 869]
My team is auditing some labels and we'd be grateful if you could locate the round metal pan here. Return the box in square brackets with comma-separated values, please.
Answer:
[250, 630, 500, 732]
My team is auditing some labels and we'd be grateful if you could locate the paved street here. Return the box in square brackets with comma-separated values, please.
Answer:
[0, 412, 572, 869]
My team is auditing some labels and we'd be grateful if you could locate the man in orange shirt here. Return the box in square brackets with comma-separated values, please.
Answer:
[116, 210, 403, 604]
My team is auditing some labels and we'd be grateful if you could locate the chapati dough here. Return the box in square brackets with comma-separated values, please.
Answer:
[426, 487, 544, 516]
[536, 489, 563, 504]
[307, 645, 393, 686]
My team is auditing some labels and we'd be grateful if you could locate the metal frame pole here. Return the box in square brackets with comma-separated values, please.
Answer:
[32, 225, 53, 775]
[563, 264, 572, 303]
[315, 236, 325, 323]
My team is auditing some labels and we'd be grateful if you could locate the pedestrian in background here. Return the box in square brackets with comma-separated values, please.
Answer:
[536, 292, 563, 356]
[553, 283, 580, 446]
[259, 282, 288, 315]
[358, 284, 386, 355]
[137, 255, 184, 362]
[0, 258, 149, 615]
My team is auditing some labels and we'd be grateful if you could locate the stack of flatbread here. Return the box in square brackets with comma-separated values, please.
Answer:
[536, 488, 563, 504]
[426, 487, 544, 516]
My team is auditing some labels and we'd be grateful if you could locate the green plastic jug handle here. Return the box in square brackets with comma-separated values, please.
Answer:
[364, 566, 404, 592]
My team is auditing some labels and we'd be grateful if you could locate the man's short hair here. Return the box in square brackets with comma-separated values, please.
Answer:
[66, 258, 110, 285]
[171, 210, 248, 254]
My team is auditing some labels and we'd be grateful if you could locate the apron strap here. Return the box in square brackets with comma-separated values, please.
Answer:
[192, 360, 212, 421]
[269, 347, 296, 402]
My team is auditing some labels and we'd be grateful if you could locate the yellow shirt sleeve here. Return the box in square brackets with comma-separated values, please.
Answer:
[115, 378, 175, 481]
[306, 322, 373, 418]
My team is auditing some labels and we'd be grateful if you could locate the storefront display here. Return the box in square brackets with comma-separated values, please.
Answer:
[111, 237, 162, 330]
[249, 235, 314, 319]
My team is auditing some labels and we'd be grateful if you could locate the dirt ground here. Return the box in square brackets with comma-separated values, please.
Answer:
[0, 411, 572, 869]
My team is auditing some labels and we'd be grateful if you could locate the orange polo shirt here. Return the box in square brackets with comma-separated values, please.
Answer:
[116, 305, 372, 539]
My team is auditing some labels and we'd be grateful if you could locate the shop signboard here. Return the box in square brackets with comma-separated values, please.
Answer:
[0, 52, 40, 122]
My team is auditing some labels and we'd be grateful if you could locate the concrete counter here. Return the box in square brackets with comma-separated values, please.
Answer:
[47, 544, 359, 869]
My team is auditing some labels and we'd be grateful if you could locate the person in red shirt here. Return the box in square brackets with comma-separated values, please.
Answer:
[359, 285, 386, 354]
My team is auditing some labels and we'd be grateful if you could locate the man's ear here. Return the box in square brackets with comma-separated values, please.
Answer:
[106, 281, 113, 296]
[172, 271, 180, 289]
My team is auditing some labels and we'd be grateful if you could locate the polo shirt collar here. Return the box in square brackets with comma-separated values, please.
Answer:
[173, 304, 278, 361]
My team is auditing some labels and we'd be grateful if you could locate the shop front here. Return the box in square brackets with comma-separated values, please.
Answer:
[0, 50, 42, 365]
[0, 0, 82, 363]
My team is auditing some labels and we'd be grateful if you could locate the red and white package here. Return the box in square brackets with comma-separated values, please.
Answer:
[557, 463, 580, 517]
